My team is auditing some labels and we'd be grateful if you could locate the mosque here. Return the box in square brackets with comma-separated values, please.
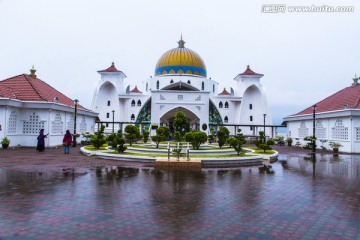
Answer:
[92, 37, 272, 136]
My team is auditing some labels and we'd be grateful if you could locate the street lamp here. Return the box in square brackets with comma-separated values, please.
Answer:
[312, 104, 317, 155]
[73, 99, 79, 147]
[263, 113, 266, 143]
[112, 110, 115, 133]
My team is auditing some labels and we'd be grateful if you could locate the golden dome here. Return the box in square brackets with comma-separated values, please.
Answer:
[155, 37, 207, 77]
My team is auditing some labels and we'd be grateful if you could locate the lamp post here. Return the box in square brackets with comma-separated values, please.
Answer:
[312, 104, 317, 155]
[112, 110, 115, 133]
[263, 113, 266, 143]
[73, 99, 79, 147]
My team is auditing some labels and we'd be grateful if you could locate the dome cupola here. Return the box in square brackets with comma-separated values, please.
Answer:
[155, 37, 207, 77]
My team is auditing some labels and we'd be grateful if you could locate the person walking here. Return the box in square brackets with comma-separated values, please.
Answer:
[63, 130, 72, 154]
[36, 129, 48, 152]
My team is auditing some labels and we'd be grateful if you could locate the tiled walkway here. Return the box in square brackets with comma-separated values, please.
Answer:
[0, 146, 360, 240]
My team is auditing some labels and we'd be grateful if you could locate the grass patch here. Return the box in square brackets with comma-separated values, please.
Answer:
[253, 149, 276, 155]
[84, 145, 108, 151]
[101, 150, 252, 158]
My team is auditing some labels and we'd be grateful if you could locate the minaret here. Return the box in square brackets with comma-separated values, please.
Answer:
[96, 62, 127, 94]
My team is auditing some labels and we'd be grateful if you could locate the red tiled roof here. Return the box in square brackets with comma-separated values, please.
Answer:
[219, 88, 230, 95]
[239, 65, 263, 76]
[293, 84, 360, 116]
[130, 86, 142, 93]
[0, 74, 86, 109]
[98, 62, 121, 72]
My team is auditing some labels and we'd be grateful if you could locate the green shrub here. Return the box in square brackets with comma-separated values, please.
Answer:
[184, 130, 207, 150]
[91, 125, 107, 149]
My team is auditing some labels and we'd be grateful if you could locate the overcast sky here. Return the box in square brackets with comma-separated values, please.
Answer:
[1, 0, 359, 125]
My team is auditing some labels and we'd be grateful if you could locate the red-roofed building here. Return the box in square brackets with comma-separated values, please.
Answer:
[283, 76, 360, 153]
[0, 68, 98, 148]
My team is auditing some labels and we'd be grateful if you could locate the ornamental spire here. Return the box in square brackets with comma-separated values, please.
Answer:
[30, 65, 37, 78]
[178, 34, 185, 48]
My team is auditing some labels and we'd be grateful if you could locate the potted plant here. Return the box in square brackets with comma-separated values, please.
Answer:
[329, 142, 343, 153]
[286, 137, 293, 147]
[1, 136, 10, 149]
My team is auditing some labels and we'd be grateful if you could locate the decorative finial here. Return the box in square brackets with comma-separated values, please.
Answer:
[247, 65, 250, 69]
[178, 34, 185, 48]
[30, 65, 37, 78]
[111, 62, 115, 67]
[352, 74, 359, 86]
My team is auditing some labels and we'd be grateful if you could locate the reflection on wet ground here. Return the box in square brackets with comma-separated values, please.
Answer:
[1, 154, 360, 239]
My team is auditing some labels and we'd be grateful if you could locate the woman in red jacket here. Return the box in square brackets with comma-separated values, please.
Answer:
[63, 130, 73, 154]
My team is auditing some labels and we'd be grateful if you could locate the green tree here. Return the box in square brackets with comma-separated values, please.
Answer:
[208, 134, 215, 144]
[91, 125, 107, 149]
[185, 130, 207, 150]
[108, 130, 127, 153]
[151, 126, 170, 148]
[174, 131, 182, 142]
[173, 111, 190, 136]
[254, 131, 275, 153]
[124, 125, 141, 146]
[143, 131, 150, 143]
[216, 126, 230, 148]
[227, 129, 247, 155]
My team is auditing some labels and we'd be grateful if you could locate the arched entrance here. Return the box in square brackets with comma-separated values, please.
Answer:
[160, 107, 200, 134]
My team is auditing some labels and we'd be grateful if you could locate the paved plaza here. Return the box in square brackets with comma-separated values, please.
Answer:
[0, 146, 360, 240]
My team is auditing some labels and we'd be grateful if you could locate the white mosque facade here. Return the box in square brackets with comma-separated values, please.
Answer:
[92, 38, 273, 136]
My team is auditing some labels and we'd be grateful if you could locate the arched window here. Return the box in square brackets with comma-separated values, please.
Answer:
[8, 111, 17, 134]
[225, 101, 229, 108]
[156, 80, 160, 90]
[213, 84, 215, 93]
[107, 101, 111, 106]
[131, 100, 135, 107]
[224, 116, 228, 123]
[187, 80, 191, 84]
[219, 101, 223, 108]
[201, 81, 204, 90]
[23, 112, 45, 134]
[131, 114, 135, 121]
[170, 79, 174, 84]
[250, 116, 253, 121]
[137, 100, 141, 107]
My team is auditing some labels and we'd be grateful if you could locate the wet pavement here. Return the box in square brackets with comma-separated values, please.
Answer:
[0, 146, 360, 239]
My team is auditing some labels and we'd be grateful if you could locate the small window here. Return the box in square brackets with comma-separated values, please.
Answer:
[201, 81, 204, 90]
[131, 100, 135, 107]
[178, 95, 183, 100]
[250, 116, 253, 121]
[107, 101, 111, 106]
[170, 79, 174, 84]
[249, 104, 252, 110]
[106, 113, 110, 118]
[224, 116, 228, 123]
[106, 123, 109, 127]
[219, 101, 223, 108]
[225, 101, 229, 108]
[213, 84, 215, 93]
[156, 80, 160, 90]
[137, 100, 141, 107]
[250, 126, 253, 130]
[131, 114, 135, 121]
[187, 80, 191, 84]
[146, 83, 148, 91]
